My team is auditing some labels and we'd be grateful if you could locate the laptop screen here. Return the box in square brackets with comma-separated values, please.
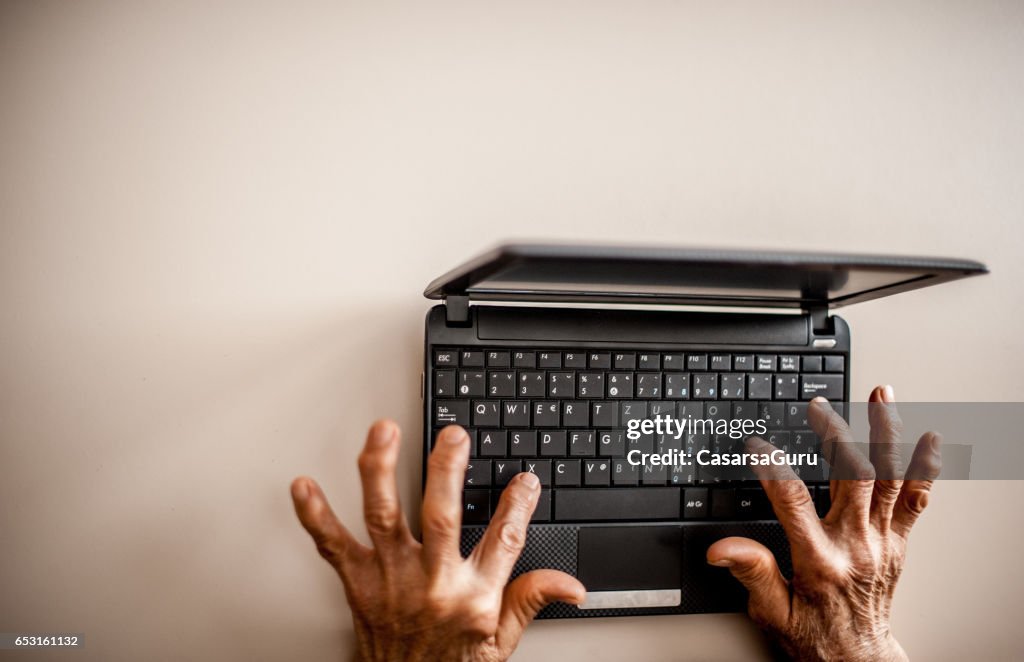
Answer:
[425, 244, 987, 309]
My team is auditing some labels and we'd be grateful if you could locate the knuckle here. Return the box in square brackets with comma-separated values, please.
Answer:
[779, 483, 814, 510]
[314, 538, 344, 566]
[497, 521, 527, 553]
[422, 508, 459, 535]
[358, 449, 393, 475]
[363, 503, 400, 536]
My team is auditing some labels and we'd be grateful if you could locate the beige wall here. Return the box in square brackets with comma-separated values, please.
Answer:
[2, 1, 1022, 660]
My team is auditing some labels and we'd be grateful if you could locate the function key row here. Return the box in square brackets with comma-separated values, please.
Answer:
[434, 349, 844, 373]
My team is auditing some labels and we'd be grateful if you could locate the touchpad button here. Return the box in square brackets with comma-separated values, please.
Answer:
[576, 526, 682, 609]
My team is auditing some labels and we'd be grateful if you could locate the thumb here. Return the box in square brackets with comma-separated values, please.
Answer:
[495, 570, 586, 653]
[707, 536, 790, 627]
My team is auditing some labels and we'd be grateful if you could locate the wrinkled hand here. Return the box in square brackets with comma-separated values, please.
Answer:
[708, 386, 941, 662]
[290, 421, 585, 662]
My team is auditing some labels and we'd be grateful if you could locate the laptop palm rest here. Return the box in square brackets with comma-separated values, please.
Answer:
[576, 526, 683, 610]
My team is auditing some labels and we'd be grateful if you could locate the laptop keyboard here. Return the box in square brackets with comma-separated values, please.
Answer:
[430, 348, 845, 525]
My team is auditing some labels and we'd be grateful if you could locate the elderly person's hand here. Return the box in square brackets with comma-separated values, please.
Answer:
[708, 386, 942, 661]
[290, 421, 585, 662]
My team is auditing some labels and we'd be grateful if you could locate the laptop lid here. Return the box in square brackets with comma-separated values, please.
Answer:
[424, 243, 987, 311]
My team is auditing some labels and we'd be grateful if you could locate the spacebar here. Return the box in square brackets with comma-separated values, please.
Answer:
[555, 488, 681, 521]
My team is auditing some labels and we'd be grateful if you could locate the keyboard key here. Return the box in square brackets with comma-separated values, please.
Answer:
[434, 370, 455, 396]
[737, 488, 770, 519]
[589, 352, 611, 369]
[664, 373, 690, 399]
[824, 355, 845, 373]
[801, 355, 823, 372]
[692, 373, 718, 399]
[458, 370, 485, 397]
[635, 372, 661, 398]
[638, 353, 661, 370]
[479, 430, 507, 456]
[464, 460, 491, 487]
[555, 488, 680, 521]
[687, 354, 708, 370]
[733, 354, 754, 371]
[800, 374, 844, 400]
[493, 459, 521, 486]
[522, 459, 551, 486]
[488, 371, 515, 397]
[513, 351, 536, 368]
[502, 400, 530, 426]
[648, 400, 675, 417]
[562, 401, 589, 427]
[598, 430, 626, 457]
[606, 372, 634, 398]
[710, 354, 731, 371]
[774, 374, 799, 400]
[670, 463, 701, 485]
[554, 459, 581, 486]
[642, 464, 668, 485]
[486, 351, 510, 367]
[612, 459, 640, 485]
[720, 373, 745, 400]
[538, 351, 562, 368]
[620, 401, 648, 425]
[539, 431, 567, 456]
[678, 401, 705, 419]
[548, 372, 575, 398]
[779, 355, 799, 372]
[532, 489, 552, 521]
[435, 400, 469, 426]
[785, 402, 810, 428]
[577, 372, 605, 398]
[591, 401, 619, 427]
[460, 350, 484, 367]
[533, 401, 560, 427]
[518, 371, 545, 397]
[509, 430, 537, 456]
[613, 352, 636, 369]
[563, 352, 587, 368]
[434, 350, 457, 366]
[747, 374, 772, 400]
[760, 402, 785, 428]
[756, 355, 777, 371]
[662, 353, 684, 370]
[584, 459, 611, 485]
[711, 488, 737, 519]
[569, 430, 596, 456]
[472, 400, 500, 426]
[683, 488, 709, 518]
[462, 490, 489, 524]
[627, 431, 654, 455]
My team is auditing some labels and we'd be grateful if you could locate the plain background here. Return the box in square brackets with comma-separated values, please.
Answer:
[2, 1, 1023, 660]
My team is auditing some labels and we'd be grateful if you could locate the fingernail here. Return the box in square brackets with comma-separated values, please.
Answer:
[709, 558, 734, 567]
[521, 472, 540, 489]
[294, 479, 310, 501]
[446, 427, 468, 445]
[812, 396, 828, 404]
[883, 385, 896, 402]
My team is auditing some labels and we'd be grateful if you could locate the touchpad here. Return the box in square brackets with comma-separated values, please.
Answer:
[576, 526, 682, 609]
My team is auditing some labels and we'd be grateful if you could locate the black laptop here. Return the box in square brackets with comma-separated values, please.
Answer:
[421, 244, 985, 618]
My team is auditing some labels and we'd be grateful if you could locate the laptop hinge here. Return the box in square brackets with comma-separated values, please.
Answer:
[445, 295, 471, 326]
[807, 305, 834, 335]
